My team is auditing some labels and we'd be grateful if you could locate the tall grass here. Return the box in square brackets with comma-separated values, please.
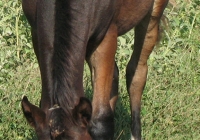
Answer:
[0, 0, 200, 139]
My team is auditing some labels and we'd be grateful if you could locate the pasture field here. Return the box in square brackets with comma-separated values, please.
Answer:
[0, 0, 200, 139]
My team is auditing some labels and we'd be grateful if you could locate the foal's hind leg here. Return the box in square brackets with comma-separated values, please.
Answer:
[126, 1, 168, 139]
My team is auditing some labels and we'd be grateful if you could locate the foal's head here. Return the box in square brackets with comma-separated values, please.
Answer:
[21, 96, 92, 140]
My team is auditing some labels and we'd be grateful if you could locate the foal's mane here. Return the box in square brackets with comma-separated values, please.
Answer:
[52, 0, 84, 115]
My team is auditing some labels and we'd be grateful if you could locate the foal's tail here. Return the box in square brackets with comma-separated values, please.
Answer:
[156, 0, 177, 47]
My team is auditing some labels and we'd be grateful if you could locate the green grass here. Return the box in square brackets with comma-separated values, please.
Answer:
[0, 0, 200, 139]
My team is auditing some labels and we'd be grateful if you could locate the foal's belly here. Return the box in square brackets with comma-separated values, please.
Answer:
[115, 0, 154, 35]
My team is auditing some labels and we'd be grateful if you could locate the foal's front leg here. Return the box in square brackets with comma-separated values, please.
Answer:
[88, 24, 118, 140]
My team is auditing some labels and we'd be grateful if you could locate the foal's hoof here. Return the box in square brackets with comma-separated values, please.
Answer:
[89, 114, 114, 140]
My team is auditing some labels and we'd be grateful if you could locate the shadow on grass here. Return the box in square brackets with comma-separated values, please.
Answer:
[114, 97, 131, 140]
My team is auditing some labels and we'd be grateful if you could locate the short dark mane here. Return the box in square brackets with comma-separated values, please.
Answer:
[52, 0, 80, 113]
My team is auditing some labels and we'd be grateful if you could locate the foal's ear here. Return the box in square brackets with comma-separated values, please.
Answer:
[74, 97, 92, 125]
[21, 96, 46, 128]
